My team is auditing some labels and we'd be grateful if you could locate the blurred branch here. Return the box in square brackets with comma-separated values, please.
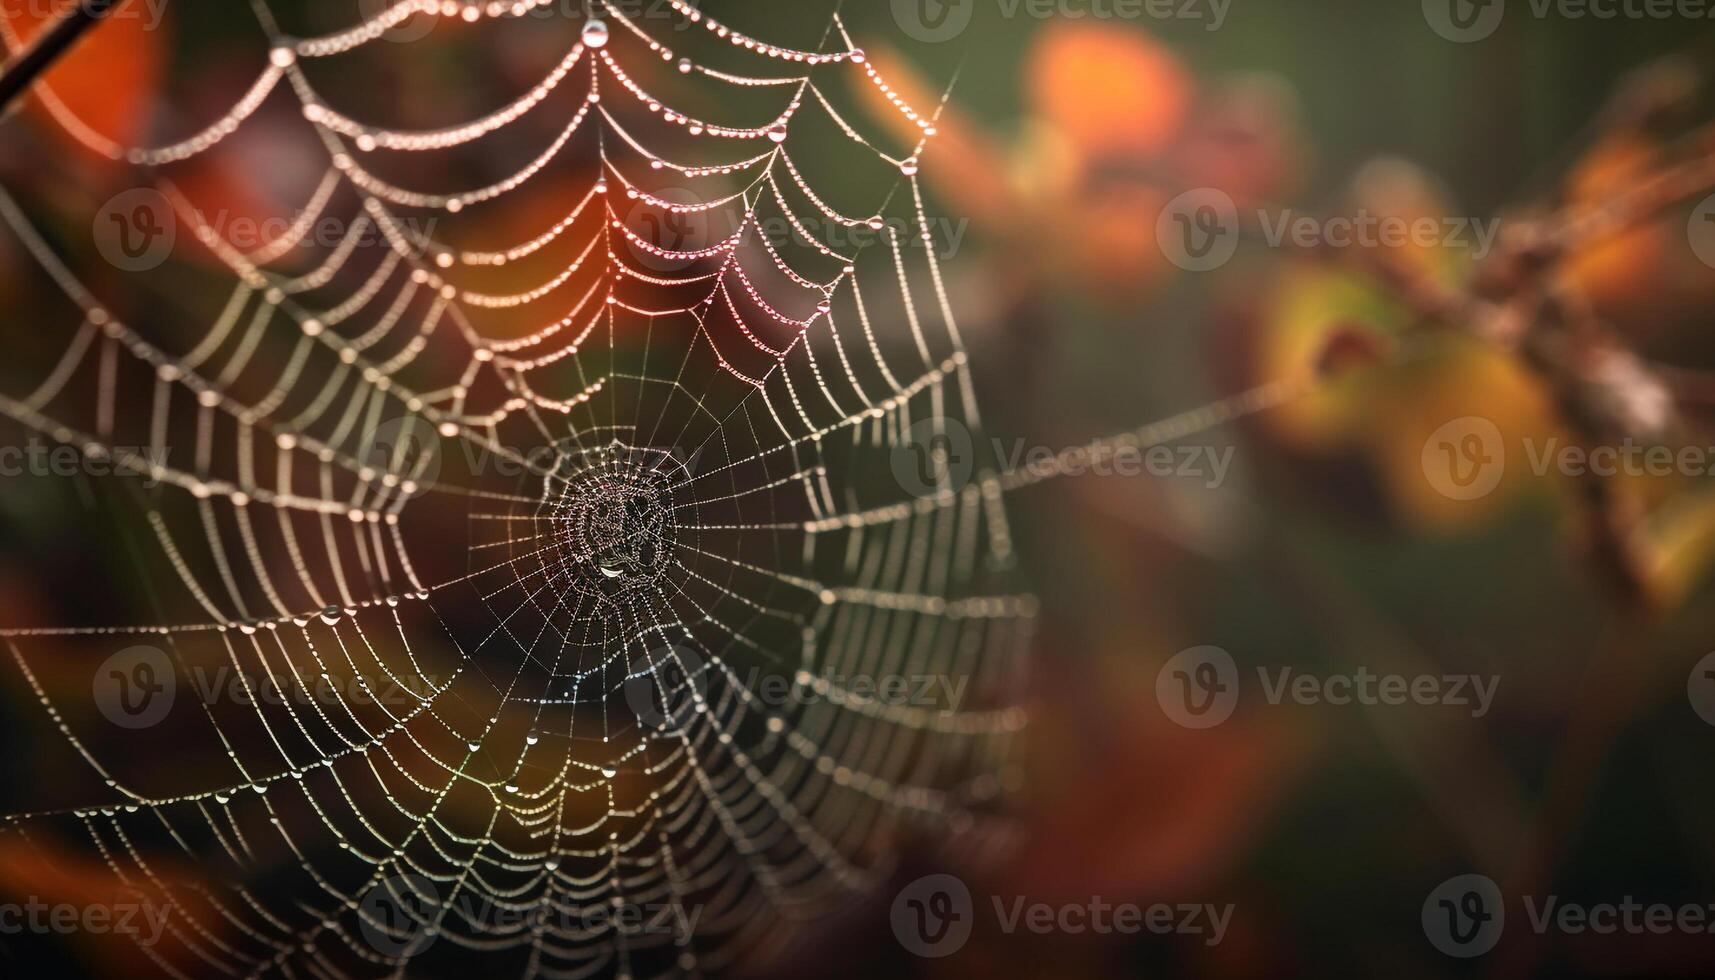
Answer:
[1321, 66, 1715, 973]
[0, 0, 125, 116]
[1328, 101, 1715, 610]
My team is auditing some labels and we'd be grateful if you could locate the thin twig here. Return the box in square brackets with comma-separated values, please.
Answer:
[0, 0, 125, 116]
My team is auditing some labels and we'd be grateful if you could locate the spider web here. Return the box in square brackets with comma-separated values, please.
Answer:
[0, 1, 1319, 976]
[0, 1, 1044, 976]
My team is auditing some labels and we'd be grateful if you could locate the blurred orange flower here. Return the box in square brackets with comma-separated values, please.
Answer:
[860, 21, 1305, 305]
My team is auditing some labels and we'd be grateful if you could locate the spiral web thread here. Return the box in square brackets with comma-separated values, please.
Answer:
[0, 1, 1061, 976]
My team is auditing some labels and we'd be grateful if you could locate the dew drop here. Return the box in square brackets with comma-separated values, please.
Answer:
[582, 18, 609, 48]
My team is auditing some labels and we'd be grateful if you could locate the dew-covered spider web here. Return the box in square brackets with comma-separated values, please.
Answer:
[0, 1, 1305, 976]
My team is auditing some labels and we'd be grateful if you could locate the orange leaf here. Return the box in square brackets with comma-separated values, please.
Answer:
[1026, 22, 1190, 167]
